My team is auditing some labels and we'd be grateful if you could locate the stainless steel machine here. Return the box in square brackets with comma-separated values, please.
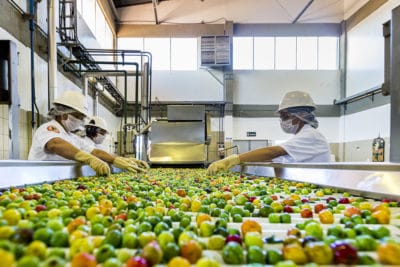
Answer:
[148, 105, 207, 165]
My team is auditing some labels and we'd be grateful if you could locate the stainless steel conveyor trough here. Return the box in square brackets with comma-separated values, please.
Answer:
[1, 160, 400, 202]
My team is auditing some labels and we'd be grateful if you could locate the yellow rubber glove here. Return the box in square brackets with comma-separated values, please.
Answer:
[113, 157, 140, 173]
[125, 157, 150, 170]
[207, 154, 240, 175]
[74, 150, 111, 176]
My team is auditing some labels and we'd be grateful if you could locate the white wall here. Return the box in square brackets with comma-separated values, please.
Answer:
[228, 117, 339, 144]
[0, 26, 119, 139]
[346, 0, 400, 96]
[340, 104, 390, 143]
[234, 70, 340, 104]
[342, 0, 399, 161]
[150, 70, 224, 102]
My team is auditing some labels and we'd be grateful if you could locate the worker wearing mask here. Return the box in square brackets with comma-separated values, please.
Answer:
[207, 91, 330, 175]
[28, 91, 138, 176]
[84, 116, 150, 172]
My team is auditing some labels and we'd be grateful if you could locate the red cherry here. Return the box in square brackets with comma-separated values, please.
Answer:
[300, 208, 313, 218]
[301, 198, 309, 203]
[126, 256, 149, 267]
[35, 205, 47, 212]
[381, 198, 391, 203]
[115, 213, 127, 221]
[248, 196, 256, 203]
[225, 234, 242, 245]
[314, 203, 326, 214]
[77, 184, 86, 190]
[338, 197, 350, 204]
[283, 206, 294, 213]
[330, 241, 358, 264]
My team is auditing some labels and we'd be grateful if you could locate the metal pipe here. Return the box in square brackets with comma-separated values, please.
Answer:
[94, 90, 98, 116]
[292, 0, 314, 24]
[48, 0, 57, 109]
[134, 63, 139, 126]
[333, 85, 382, 105]
[29, 0, 36, 129]
[152, 0, 159, 24]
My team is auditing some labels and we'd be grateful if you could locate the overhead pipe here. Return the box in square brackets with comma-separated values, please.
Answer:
[65, 59, 141, 124]
[63, 48, 152, 154]
[70, 49, 152, 114]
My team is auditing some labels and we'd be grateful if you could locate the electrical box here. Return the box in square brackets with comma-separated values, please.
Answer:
[0, 40, 17, 105]
[0, 44, 10, 103]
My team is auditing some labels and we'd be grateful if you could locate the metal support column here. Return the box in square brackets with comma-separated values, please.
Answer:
[8, 41, 19, 159]
[390, 6, 400, 162]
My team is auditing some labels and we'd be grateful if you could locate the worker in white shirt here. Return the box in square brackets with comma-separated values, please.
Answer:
[28, 91, 139, 176]
[84, 116, 150, 172]
[207, 90, 330, 175]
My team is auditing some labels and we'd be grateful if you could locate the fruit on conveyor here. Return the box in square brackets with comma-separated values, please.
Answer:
[0, 168, 398, 266]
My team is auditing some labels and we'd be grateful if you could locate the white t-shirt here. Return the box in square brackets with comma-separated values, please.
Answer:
[273, 124, 331, 163]
[28, 120, 95, 160]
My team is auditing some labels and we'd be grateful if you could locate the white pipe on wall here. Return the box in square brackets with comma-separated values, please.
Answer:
[48, 0, 57, 106]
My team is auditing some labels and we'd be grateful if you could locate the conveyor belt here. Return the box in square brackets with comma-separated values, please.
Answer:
[236, 162, 400, 201]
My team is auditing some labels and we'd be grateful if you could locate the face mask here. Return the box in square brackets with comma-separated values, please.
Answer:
[93, 134, 106, 144]
[280, 118, 299, 134]
[62, 114, 83, 132]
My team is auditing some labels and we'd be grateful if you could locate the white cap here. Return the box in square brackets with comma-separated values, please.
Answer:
[85, 116, 108, 133]
[53, 91, 88, 116]
[278, 91, 316, 112]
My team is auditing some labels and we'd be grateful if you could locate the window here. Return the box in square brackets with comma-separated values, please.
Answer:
[233, 37, 253, 70]
[275, 37, 296, 70]
[297, 37, 318, 70]
[318, 37, 338, 70]
[144, 38, 171, 70]
[233, 36, 338, 70]
[171, 38, 197, 70]
[81, 0, 96, 36]
[117, 38, 144, 71]
[254, 37, 275, 70]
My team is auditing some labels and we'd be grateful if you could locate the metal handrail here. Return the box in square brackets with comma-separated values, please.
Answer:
[333, 85, 383, 105]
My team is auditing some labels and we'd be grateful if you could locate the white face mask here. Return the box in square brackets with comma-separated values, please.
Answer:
[93, 134, 106, 144]
[62, 114, 83, 132]
[280, 118, 299, 134]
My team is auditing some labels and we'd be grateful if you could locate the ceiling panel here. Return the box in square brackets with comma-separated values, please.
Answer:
[116, 0, 348, 24]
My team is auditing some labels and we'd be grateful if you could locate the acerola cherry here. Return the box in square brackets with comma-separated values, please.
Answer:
[330, 241, 358, 265]
[225, 234, 242, 245]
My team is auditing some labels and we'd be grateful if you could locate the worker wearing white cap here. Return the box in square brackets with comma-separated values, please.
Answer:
[84, 116, 150, 172]
[28, 91, 142, 176]
[28, 90, 110, 176]
[207, 90, 330, 175]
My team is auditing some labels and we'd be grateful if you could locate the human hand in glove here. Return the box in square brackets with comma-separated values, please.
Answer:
[74, 150, 111, 176]
[125, 157, 149, 170]
[207, 154, 240, 175]
[113, 157, 143, 173]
